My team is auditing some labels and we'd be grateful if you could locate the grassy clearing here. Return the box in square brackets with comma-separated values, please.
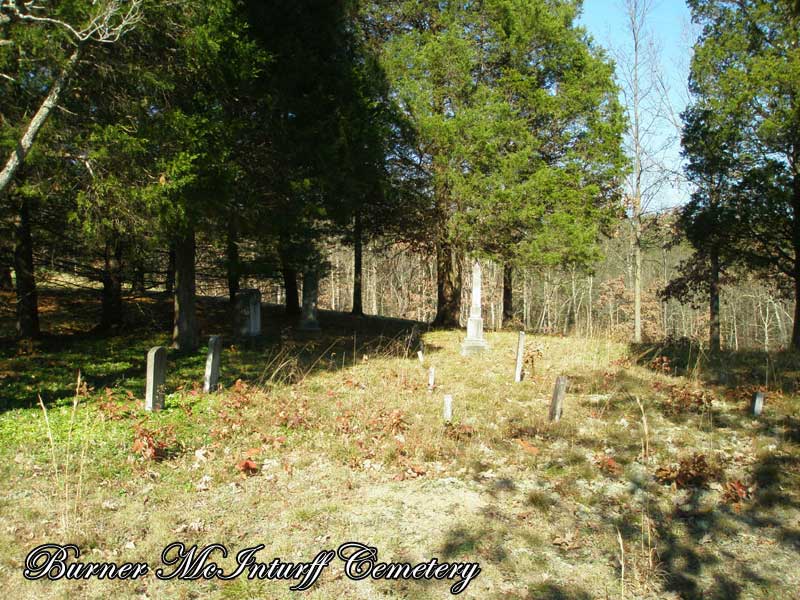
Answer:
[1, 292, 799, 599]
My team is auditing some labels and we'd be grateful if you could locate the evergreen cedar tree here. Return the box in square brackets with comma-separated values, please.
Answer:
[368, 0, 625, 327]
[2, 0, 623, 342]
[675, 0, 800, 350]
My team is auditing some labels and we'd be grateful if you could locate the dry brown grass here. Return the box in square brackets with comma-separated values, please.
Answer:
[1, 329, 799, 599]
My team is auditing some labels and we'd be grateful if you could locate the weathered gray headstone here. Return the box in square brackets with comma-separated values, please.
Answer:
[145, 346, 166, 411]
[514, 331, 526, 382]
[203, 335, 223, 393]
[549, 376, 569, 422]
[428, 367, 435, 392]
[299, 270, 320, 331]
[443, 394, 453, 423]
[461, 260, 489, 356]
[752, 391, 765, 416]
[236, 289, 261, 337]
[417, 350, 424, 364]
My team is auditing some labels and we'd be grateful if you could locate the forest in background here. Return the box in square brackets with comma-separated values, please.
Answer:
[25, 214, 790, 351]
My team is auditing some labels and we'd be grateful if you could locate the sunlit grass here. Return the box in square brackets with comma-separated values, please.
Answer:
[1, 295, 799, 598]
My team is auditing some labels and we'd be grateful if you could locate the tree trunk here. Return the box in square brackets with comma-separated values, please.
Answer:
[792, 174, 800, 350]
[279, 239, 301, 316]
[627, 0, 644, 345]
[633, 221, 643, 343]
[568, 267, 578, 334]
[502, 263, 513, 325]
[793, 258, 800, 350]
[709, 248, 721, 353]
[332, 251, 339, 311]
[352, 214, 364, 316]
[14, 195, 39, 339]
[433, 240, 461, 327]
[282, 267, 301, 316]
[371, 257, 378, 314]
[587, 275, 594, 337]
[662, 247, 669, 336]
[0, 266, 12, 291]
[226, 216, 240, 305]
[131, 263, 145, 295]
[0, 47, 81, 195]
[172, 228, 199, 352]
[792, 286, 800, 350]
[100, 240, 124, 331]
[165, 244, 175, 295]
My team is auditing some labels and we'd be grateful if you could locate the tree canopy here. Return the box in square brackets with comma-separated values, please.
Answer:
[677, 0, 800, 349]
[366, 0, 626, 325]
[2, 0, 627, 342]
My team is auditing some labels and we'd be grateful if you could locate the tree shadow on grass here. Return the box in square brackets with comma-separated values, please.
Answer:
[438, 389, 797, 600]
[0, 292, 430, 413]
[0, 330, 162, 411]
[525, 583, 593, 600]
[435, 485, 595, 600]
[631, 340, 800, 393]
[608, 417, 800, 600]
[610, 376, 798, 597]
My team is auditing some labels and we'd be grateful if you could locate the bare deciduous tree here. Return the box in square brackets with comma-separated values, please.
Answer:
[0, 0, 142, 194]
[614, 0, 677, 343]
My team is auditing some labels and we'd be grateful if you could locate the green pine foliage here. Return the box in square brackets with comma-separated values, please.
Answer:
[367, 0, 626, 268]
[682, 0, 800, 347]
[3, 0, 625, 337]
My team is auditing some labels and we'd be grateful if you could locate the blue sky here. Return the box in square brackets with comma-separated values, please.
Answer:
[579, 0, 691, 58]
[578, 0, 694, 208]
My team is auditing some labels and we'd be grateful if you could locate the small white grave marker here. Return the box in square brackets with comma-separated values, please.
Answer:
[145, 346, 166, 411]
[752, 391, 765, 416]
[443, 394, 453, 423]
[428, 367, 435, 392]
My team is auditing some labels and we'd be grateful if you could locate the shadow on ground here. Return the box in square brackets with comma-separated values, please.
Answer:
[632, 339, 800, 393]
[440, 350, 800, 600]
[0, 290, 432, 412]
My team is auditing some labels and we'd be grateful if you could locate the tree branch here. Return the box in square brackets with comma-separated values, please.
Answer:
[0, 46, 81, 194]
[0, 0, 142, 44]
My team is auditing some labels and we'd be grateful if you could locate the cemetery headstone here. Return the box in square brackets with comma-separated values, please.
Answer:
[443, 394, 453, 423]
[145, 346, 166, 411]
[236, 289, 261, 337]
[299, 270, 321, 332]
[514, 331, 526, 382]
[549, 376, 569, 422]
[428, 367, 435, 392]
[752, 391, 765, 416]
[203, 335, 222, 393]
[461, 260, 489, 356]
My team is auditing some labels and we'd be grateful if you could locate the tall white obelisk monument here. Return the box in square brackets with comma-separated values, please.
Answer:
[461, 259, 490, 356]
